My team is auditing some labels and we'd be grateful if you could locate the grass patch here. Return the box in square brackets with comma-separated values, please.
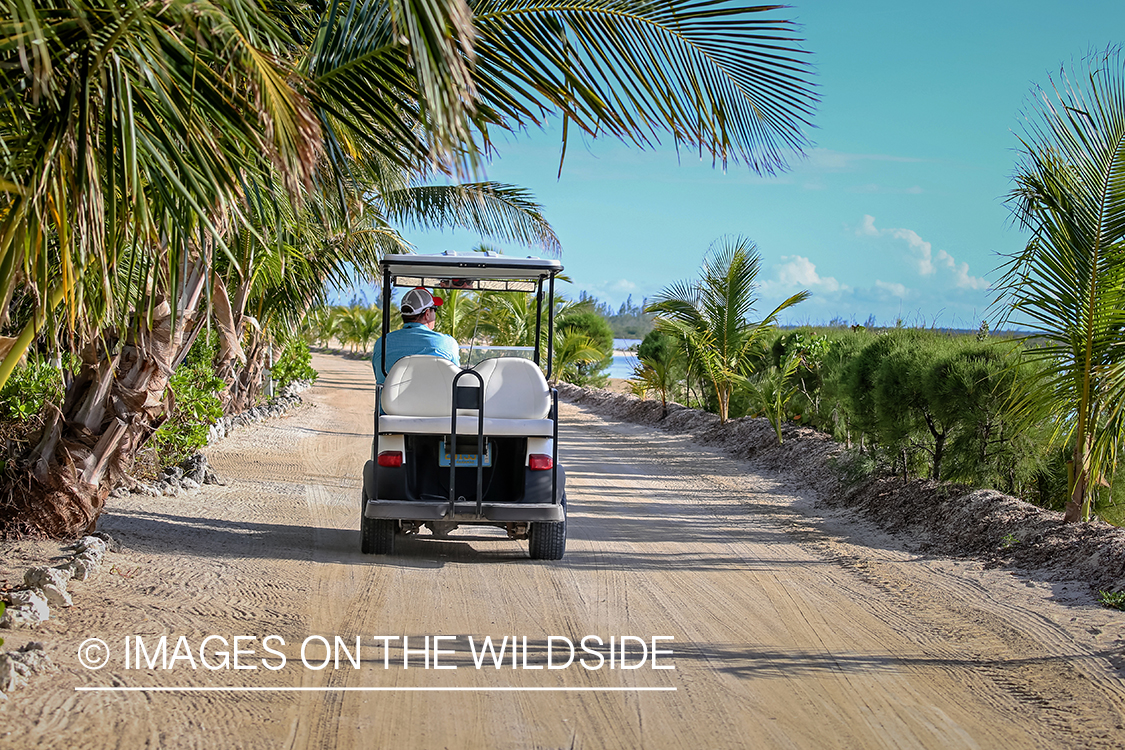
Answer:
[1098, 591, 1125, 611]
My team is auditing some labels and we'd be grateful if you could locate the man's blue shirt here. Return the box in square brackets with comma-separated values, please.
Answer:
[371, 323, 460, 385]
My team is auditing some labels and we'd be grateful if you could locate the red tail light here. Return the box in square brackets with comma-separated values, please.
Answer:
[378, 451, 403, 468]
[529, 454, 553, 471]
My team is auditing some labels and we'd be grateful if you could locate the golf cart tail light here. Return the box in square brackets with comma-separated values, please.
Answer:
[378, 451, 403, 468]
[529, 454, 553, 471]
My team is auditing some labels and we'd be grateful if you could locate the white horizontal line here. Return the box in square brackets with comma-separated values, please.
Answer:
[76, 686, 676, 693]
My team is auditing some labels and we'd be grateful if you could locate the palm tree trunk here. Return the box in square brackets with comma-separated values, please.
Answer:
[0, 264, 207, 538]
[1066, 440, 1088, 523]
[226, 333, 270, 414]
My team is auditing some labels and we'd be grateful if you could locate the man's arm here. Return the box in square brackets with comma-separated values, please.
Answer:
[371, 335, 388, 385]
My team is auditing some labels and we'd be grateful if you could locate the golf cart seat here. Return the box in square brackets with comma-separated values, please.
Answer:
[379, 355, 554, 437]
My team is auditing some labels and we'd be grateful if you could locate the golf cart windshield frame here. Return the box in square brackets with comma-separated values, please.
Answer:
[379, 252, 563, 379]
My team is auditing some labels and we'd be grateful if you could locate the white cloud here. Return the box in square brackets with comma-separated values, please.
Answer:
[874, 280, 909, 298]
[856, 215, 988, 289]
[772, 255, 843, 292]
[806, 148, 924, 170]
[936, 250, 990, 291]
[890, 226, 936, 275]
[583, 278, 636, 296]
[578, 278, 644, 309]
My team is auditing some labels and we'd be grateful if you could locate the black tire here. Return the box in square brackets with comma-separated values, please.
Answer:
[528, 493, 566, 560]
[362, 516, 396, 555]
[360, 489, 396, 555]
[360, 513, 377, 554]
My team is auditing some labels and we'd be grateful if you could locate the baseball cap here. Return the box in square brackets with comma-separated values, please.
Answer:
[400, 287, 443, 316]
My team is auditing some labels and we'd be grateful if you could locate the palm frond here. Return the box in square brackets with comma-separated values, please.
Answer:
[470, 0, 816, 172]
[380, 182, 561, 253]
[995, 49, 1125, 519]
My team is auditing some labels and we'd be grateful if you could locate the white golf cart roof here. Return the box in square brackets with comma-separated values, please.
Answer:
[382, 251, 563, 292]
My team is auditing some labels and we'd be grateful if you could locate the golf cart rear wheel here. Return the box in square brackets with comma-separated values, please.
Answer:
[360, 488, 396, 555]
[362, 516, 396, 555]
[528, 493, 566, 560]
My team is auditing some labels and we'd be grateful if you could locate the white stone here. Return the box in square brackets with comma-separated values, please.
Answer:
[0, 655, 29, 693]
[6, 589, 48, 610]
[24, 566, 71, 591]
[39, 584, 72, 608]
[77, 550, 103, 566]
[0, 644, 55, 693]
[67, 556, 98, 581]
[78, 536, 108, 555]
[1, 590, 49, 627]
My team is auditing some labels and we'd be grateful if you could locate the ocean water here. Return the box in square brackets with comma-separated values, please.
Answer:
[609, 339, 642, 379]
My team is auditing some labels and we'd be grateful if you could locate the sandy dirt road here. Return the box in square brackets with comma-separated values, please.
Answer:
[4, 352, 1125, 749]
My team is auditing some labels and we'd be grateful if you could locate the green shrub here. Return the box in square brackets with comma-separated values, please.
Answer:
[637, 328, 675, 364]
[0, 357, 65, 423]
[625, 318, 1119, 524]
[815, 330, 871, 440]
[925, 341, 1044, 494]
[150, 334, 224, 467]
[842, 331, 922, 456]
[873, 335, 953, 479]
[272, 338, 318, 389]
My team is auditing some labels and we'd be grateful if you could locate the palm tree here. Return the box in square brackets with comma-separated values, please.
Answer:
[0, 0, 332, 535]
[430, 288, 478, 342]
[631, 357, 676, 418]
[551, 330, 606, 385]
[1, 0, 816, 536]
[743, 349, 803, 443]
[211, 173, 561, 409]
[648, 236, 809, 423]
[995, 50, 1125, 523]
[471, 291, 542, 347]
[300, 307, 338, 348]
[465, 0, 816, 173]
[335, 307, 384, 353]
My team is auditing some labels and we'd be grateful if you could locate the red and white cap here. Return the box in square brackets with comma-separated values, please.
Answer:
[400, 287, 443, 315]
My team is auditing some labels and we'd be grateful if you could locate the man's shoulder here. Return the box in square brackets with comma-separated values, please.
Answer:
[415, 326, 456, 343]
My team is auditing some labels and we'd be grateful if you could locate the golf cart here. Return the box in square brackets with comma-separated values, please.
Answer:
[361, 251, 567, 559]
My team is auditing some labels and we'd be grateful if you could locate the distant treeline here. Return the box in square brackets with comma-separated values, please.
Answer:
[577, 292, 655, 339]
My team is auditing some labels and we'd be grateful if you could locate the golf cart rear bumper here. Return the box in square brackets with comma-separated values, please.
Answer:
[364, 500, 563, 522]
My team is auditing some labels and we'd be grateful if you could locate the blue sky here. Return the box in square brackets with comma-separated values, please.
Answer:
[388, 1, 1123, 329]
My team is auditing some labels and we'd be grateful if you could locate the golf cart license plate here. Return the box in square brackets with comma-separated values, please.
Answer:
[439, 441, 492, 467]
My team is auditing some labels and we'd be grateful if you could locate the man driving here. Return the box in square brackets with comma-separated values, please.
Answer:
[371, 287, 460, 385]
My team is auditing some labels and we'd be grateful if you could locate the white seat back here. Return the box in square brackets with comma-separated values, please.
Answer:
[473, 358, 551, 420]
[381, 356, 459, 417]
